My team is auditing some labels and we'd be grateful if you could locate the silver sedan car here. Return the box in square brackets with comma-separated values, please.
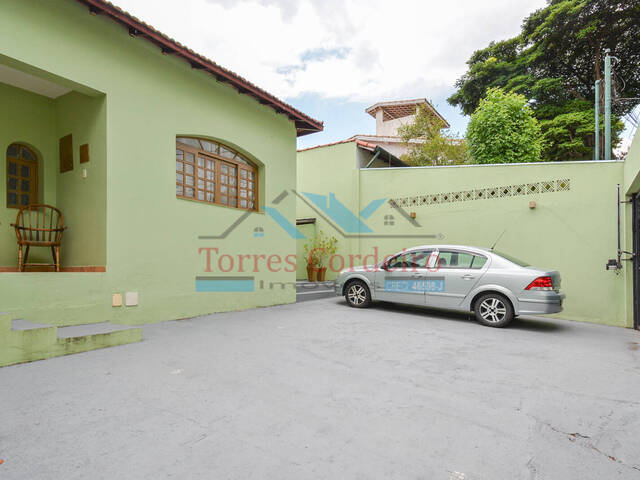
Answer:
[334, 245, 564, 327]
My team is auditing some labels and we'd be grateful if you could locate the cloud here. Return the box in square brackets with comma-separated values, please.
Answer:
[300, 47, 351, 63]
[113, 0, 548, 104]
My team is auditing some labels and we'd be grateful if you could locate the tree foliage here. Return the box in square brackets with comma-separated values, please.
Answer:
[448, 0, 639, 160]
[467, 88, 544, 164]
[398, 105, 470, 166]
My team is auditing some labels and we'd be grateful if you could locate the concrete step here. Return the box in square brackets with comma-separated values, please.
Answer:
[11, 318, 52, 331]
[296, 280, 334, 290]
[296, 281, 336, 303]
[1, 314, 142, 367]
[57, 322, 133, 339]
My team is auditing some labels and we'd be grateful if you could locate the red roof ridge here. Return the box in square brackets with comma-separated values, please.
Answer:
[297, 137, 391, 153]
[297, 138, 356, 153]
[355, 139, 377, 150]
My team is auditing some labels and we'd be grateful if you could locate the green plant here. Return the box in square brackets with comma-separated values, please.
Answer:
[303, 230, 338, 268]
[398, 105, 470, 166]
[467, 87, 544, 164]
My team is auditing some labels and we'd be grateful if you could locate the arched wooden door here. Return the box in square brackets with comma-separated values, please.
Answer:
[6, 143, 38, 208]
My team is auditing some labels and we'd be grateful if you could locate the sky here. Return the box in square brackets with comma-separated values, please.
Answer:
[114, 0, 549, 149]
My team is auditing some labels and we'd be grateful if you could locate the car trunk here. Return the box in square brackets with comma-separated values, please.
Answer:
[525, 268, 561, 292]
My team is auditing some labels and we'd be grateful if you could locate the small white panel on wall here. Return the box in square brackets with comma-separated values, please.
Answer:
[125, 292, 139, 307]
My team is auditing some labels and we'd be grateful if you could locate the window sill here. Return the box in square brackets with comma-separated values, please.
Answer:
[175, 195, 264, 214]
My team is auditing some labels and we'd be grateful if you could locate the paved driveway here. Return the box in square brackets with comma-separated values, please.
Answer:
[2, 298, 640, 479]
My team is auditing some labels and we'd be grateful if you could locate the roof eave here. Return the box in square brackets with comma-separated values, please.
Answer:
[365, 98, 450, 129]
[75, 0, 323, 137]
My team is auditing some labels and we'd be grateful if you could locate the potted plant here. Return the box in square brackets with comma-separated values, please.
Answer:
[304, 231, 338, 282]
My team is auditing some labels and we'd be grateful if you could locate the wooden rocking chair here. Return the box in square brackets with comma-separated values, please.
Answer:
[11, 205, 66, 272]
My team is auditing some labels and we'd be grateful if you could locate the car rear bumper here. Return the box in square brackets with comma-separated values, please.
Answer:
[517, 292, 565, 315]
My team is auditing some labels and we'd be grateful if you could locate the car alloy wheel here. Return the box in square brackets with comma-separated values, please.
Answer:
[345, 280, 371, 308]
[473, 293, 514, 327]
[348, 284, 366, 305]
[479, 298, 507, 323]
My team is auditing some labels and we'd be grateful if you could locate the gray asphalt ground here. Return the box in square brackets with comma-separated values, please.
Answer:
[1, 298, 640, 479]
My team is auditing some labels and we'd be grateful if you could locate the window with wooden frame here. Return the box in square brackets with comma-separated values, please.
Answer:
[6, 143, 38, 209]
[176, 137, 258, 210]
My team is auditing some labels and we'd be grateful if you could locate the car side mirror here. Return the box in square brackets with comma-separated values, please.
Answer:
[380, 262, 389, 271]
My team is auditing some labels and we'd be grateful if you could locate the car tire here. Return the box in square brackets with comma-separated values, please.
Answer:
[473, 293, 514, 327]
[344, 280, 371, 308]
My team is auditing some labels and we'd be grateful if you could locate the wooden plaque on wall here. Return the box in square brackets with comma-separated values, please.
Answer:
[80, 143, 89, 163]
[59, 134, 73, 173]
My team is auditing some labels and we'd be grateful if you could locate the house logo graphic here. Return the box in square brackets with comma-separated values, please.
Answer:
[301, 192, 385, 233]
[197, 189, 441, 241]
[195, 190, 443, 293]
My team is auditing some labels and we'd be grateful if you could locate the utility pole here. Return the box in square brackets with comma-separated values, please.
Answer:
[604, 49, 612, 160]
[594, 79, 600, 160]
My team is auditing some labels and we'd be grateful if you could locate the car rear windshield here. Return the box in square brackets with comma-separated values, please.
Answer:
[494, 251, 530, 267]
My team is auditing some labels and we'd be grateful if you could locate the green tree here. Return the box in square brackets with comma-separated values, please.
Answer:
[398, 105, 470, 166]
[538, 99, 624, 160]
[448, 0, 638, 160]
[467, 88, 544, 164]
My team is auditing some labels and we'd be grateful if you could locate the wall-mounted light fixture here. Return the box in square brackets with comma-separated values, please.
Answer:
[606, 259, 621, 271]
[529, 201, 536, 209]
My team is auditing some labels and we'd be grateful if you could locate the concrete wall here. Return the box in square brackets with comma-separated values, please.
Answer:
[295, 223, 317, 280]
[359, 161, 626, 327]
[622, 131, 640, 328]
[298, 139, 629, 327]
[297, 141, 361, 281]
[0, 0, 299, 326]
[624, 130, 640, 197]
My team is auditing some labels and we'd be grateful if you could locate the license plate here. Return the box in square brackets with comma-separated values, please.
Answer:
[384, 278, 445, 293]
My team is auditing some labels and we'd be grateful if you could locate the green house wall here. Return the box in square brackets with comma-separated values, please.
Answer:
[55, 91, 107, 267]
[0, 0, 299, 326]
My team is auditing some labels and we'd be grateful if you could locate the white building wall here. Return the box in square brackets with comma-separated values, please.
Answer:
[375, 110, 416, 137]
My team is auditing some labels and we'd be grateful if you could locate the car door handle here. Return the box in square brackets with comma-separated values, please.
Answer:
[411, 273, 425, 278]
[462, 274, 475, 280]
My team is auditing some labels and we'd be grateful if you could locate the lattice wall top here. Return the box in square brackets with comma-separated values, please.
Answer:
[390, 179, 571, 208]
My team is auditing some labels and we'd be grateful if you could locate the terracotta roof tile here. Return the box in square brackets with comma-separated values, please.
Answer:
[297, 138, 356, 152]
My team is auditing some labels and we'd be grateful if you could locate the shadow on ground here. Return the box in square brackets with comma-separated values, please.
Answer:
[353, 300, 567, 332]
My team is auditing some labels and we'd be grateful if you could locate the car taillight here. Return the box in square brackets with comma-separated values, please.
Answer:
[525, 276, 553, 291]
